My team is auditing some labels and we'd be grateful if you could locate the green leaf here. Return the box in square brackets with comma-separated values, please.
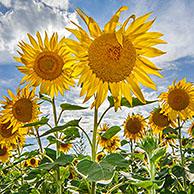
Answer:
[101, 153, 129, 168]
[63, 126, 80, 139]
[108, 96, 156, 108]
[150, 147, 166, 164]
[47, 135, 57, 144]
[55, 154, 74, 166]
[101, 126, 121, 139]
[23, 117, 49, 127]
[60, 103, 88, 111]
[121, 139, 129, 146]
[172, 165, 185, 177]
[121, 97, 156, 108]
[39, 93, 52, 103]
[77, 154, 128, 182]
[24, 169, 40, 180]
[40, 119, 81, 137]
[45, 148, 56, 161]
[132, 180, 153, 189]
[77, 159, 114, 182]
[38, 163, 56, 170]
[188, 162, 194, 173]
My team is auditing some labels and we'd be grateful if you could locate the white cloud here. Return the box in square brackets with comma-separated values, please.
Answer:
[0, 0, 78, 64]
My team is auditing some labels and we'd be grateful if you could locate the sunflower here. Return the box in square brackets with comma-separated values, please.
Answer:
[0, 144, 10, 163]
[0, 119, 27, 147]
[188, 122, 194, 138]
[27, 157, 39, 168]
[149, 108, 172, 134]
[96, 152, 105, 162]
[159, 79, 194, 121]
[0, 87, 40, 133]
[59, 143, 72, 153]
[124, 114, 146, 141]
[97, 124, 121, 152]
[15, 32, 76, 98]
[65, 6, 166, 110]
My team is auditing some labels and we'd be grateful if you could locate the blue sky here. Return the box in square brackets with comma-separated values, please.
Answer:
[0, 0, 194, 139]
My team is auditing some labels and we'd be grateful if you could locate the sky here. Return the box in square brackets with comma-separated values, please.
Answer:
[0, 0, 194, 149]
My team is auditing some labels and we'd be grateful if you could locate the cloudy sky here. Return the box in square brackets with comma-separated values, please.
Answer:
[0, 0, 194, 148]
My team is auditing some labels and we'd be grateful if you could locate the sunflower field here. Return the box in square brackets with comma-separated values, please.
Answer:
[0, 4, 194, 194]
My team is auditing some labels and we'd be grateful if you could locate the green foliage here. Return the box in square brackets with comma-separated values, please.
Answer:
[77, 153, 128, 182]
[101, 126, 121, 139]
[60, 103, 88, 111]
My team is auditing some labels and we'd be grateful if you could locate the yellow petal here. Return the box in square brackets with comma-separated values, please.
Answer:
[126, 12, 152, 34]
[138, 47, 166, 58]
[76, 8, 101, 38]
[104, 6, 128, 33]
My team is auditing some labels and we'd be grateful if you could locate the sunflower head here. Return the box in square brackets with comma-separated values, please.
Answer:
[0, 87, 40, 133]
[149, 108, 171, 134]
[15, 32, 76, 98]
[124, 114, 146, 141]
[65, 6, 166, 110]
[0, 119, 27, 147]
[28, 157, 39, 168]
[159, 79, 194, 121]
[0, 144, 10, 163]
[188, 122, 194, 138]
[96, 152, 105, 162]
[59, 143, 72, 153]
[97, 124, 121, 152]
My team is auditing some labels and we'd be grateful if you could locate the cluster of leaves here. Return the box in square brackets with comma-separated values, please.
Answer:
[0, 96, 193, 194]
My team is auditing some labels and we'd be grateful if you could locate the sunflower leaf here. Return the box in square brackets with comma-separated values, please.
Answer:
[108, 96, 156, 108]
[60, 103, 88, 111]
[39, 93, 52, 103]
[40, 119, 81, 137]
[22, 116, 49, 127]
[101, 126, 121, 139]
[77, 154, 128, 182]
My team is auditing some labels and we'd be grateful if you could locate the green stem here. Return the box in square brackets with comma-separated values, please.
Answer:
[78, 126, 93, 149]
[34, 126, 43, 153]
[107, 181, 128, 194]
[16, 143, 24, 185]
[177, 117, 186, 191]
[91, 107, 98, 194]
[57, 110, 64, 125]
[147, 154, 156, 194]
[97, 106, 111, 127]
[51, 98, 62, 194]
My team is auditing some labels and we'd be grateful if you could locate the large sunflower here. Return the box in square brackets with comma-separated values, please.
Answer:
[124, 114, 146, 141]
[159, 79, 194, 121]
[65, 6, 166, 109]
[15, 32, 76, 98]
[0, 144, 10, 163]
[97, 124, 121, 152]
[149, 108, 172, 134]
[0, 119, 27, 147]
[0, 87, 40, 133]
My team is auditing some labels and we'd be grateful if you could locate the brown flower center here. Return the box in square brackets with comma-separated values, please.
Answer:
[30, 158, 36, 165]
[0, 121, 14, 138]
[152, 111, 170, 127]
[88, 33, 136, 82]
[126, 118, 142, 134]
[12, 98, 33, 122]
[34, 51, 64, 80]
[168, 89, 190, 111]
[0, 146, 7, 156]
